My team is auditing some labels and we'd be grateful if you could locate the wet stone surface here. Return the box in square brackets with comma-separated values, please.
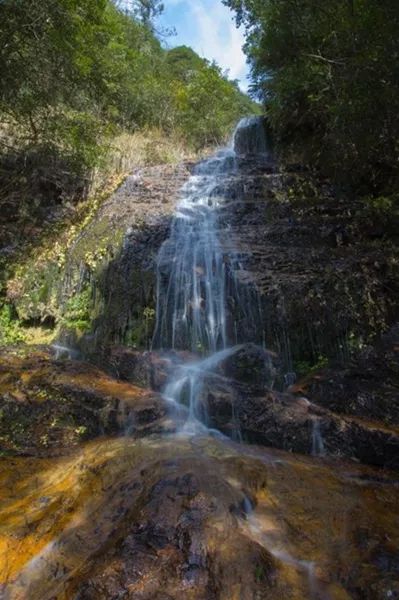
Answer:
[0, 435, 398, 600]
[0, 347, 170, 457]
[0, 347, 398, 599]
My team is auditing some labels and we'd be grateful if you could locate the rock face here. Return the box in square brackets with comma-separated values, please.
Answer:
[79, 154, 399, 372]
[216, 160, 399, 370]
[0, 347, 170, 456]
[8, 151, 399, 372]
[293, 324, 399, 426]
[235, 392, 399, 469]
[80, 164, 192, 350]
[7, 163, 192, 350]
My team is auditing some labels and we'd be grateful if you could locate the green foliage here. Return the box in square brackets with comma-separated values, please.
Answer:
[363, 195, 399, 220]
[0, 305, 25, 346]
[114, 0, 164, 28]
[294, 355, 329, 379]
[0, 0, 255, 191]
[224, 0, 399, 194]
[165, 46, 207, 82]
[61, 289, 92, 333]
[170, 60, 258, 149]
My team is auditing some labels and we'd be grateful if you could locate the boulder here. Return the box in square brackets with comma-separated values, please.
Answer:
[217, 343, 279, 391]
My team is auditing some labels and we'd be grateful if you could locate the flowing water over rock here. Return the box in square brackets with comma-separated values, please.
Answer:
[152, 125, 264, 355]
[153, 118, 266, 432]
[1, 118, 399, 599]
[1, 432, 398, 600]
[152, 149, 234, 352]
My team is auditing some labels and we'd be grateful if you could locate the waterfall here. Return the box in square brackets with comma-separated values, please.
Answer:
[153, 117, 266, 354]
[233, 115, 268, 156]
[152, 116, 267, 431]
[152, 148, 235, 353]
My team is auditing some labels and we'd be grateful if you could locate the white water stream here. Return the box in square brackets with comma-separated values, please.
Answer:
[152, 116, 267, 431]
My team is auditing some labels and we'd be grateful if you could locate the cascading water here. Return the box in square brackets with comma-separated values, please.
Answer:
[152, 116, 267, 431]
[233, 115, 269, 156]
[152, 148, 235, 353]
[311, 418, 326, 457]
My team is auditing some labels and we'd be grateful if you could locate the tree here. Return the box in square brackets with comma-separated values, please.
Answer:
[0, 0, 257, 190]
[113, 0, 163, 27]
[224, 0, 399, 194]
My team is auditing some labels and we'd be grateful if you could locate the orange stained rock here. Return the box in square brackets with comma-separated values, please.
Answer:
[1, 351, 146, 395]
[0, 435, 397, 599]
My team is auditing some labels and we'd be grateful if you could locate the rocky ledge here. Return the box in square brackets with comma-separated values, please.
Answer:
[0, 347, 171, 457]
[79, 337, 399, 470]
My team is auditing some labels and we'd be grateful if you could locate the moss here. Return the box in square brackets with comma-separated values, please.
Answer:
[360, 194, 399, 239]
[123, 307, 155, 350]
[68, 217, 125, 268]
[282, 172, 321, 206]
[60, 288, 93, 335]
[294, 355, 329, 378]
[1, 173, 132, 354]
[24, 326, 56, 346]
[11, 261, 61, 322]
[0, 304, 25, 346]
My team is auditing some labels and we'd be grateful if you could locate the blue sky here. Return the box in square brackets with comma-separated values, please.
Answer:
[156, 0, 250, 91]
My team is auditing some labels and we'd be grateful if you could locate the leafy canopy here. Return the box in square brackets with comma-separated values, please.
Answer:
[0, 0, 256, 169]
[224, 0, 399, 194]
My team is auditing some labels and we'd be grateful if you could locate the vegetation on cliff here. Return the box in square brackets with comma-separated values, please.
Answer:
[0, 0, 257, 342]
[224, 0, 399, 196]
[0, 0, 254, 183]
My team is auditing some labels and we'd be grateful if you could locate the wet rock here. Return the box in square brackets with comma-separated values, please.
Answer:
[239, 393, 399, 469]
[293, 324, 399, 427]
[233, 116, 269, 156]
[0, 347, 170, 456]
[94, 346, 198, 391]
[1, 436, 398, 600]
[217, 164, 399, 370]
[199, 374, 399, 468]
[217, 343, 279, 391]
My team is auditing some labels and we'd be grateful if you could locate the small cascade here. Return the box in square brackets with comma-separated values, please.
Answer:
[162, 346, 242, 435]
[233, 115, 268, 156]
[152, 116, 267, 432]
[311, 418, 326, 457]
[243, 504, 323, 600]
[51, 344, 78, 360]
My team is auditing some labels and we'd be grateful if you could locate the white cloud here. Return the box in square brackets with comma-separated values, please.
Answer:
[161, 0, 249, 90]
